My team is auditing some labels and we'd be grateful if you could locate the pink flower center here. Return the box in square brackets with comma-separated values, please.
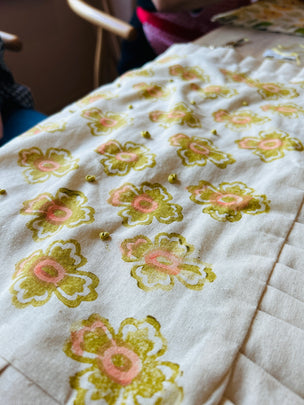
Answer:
[262, 84, 280, 93]
[145, 249, 182, 275]
[168, 111, 185, 119]
[33, 258, 66, 284]
[115, 152, 138, 162]
[204, 85, 221, 93]
[132, 195, 158, 213]
[147, 86, 162, 97]
[215, 193, 244, 207]
[100, 118, 118, 127]
[277, 106, 296, 113]
[214, 110, 227, 121]
[46, 203, 73, 223]
[232, 116, 252, 124]
[183, 72, 196, 80]
[189, 142, 209, 155]
[100, 345, 142, 386]
[36, 160, 60, 172]
[258, 138, 282, 150]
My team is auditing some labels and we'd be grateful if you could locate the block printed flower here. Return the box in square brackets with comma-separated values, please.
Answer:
[77, 91, 114, 107]
[120, 67, 154, 80]
[169, 64, 210, 82]
[236, 130, 304, 162]
[169, 133, 235, 168]
[220, 68, 254, 86]
[254, 81, 299, 100]
[81, 108, 128, 136]
[95, 140, 155, 176]
[18, 147, 79, 183]
[149, 102, 201, 128]
[133, 82, 171, 100]
[190, 83, 238, 99]
[121, 232, 215, 291]
[188, 180, 270, 222]
[10, 240, 98, 308]
[22, 120, 66, 137]
[260, 103, 304, 118]
[213, 109, 269, 130]
[108, 182, 183, 227]
[64, 314, 183, 404]
[220, 69, 299, 100]
[20, 188, 95, 241]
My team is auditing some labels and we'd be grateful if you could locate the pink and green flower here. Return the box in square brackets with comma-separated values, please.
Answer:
[10, 239, 98, 308]
[260, 103, 304, 118]
[169, 64, 209, 82]
[121, 232, 215, 291]
[64, 314, 183, 404]
[188, 180, 270, 222]
[220, 69, 299, 100]
[190, 83, 238, 99]
[169, 133, 235, 168]
[18, 147, 79, 183]
[213, 109, 269, 130]
[20, 188, 95, 241]
[149, 102, 201, 128]
[108, 182, 183, 227]
[96, 140, 156, 176]
[236, 130, 303, 162]
[81, 108, 129, 136]
[133, 82, 171, 100]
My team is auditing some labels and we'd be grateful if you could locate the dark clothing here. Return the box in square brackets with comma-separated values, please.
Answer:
[0, 38, 33, 115]
[118, 0, 157, 74]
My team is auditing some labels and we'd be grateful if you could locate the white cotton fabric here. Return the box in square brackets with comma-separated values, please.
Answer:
[0, 43, 303, 404]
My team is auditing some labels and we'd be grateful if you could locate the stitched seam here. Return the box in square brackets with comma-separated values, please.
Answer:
[256, 307, 304, 334]
[238, 351, 304, 399]
[0, 354, 62, 404]
[219, 193, 304, 404]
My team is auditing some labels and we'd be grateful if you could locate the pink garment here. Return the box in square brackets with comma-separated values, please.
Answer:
[137, 0, 251, 55]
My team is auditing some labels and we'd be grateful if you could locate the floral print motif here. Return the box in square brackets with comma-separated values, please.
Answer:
[81, 108, 128, 136]
[190, 83, 238, 99]
[169, 133, 235, 168]
[169, 64, 209, 82]
[120, 67, 154, 80]
[188, 180, 270, 222]
[108, 182, 183, 227]
[10, 240, 98, 308]
[18, 147, 79, 184]
[260, 103, 304, 118]
[22, 121, 66, 137]
[121, 232, 215, 291]
[221, 68, 299, 100]
[64, 314, 183, 404]
[76, 91, 114, 107]
[96, 140, 156, 176]
[20, 188, 95, 241]
[156, 55, 178, 64]
[236, 130, 304, 162]
[149, 102, 201, 128]
[213, 109, 269, 130]
[213, 0, 304, 37]
[255, 81, 299, 100]
[133, 82, 171, 100]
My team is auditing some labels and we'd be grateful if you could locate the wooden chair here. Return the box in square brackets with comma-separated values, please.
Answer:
[67, 0, 136, 87]
[0, 30, 22, 52]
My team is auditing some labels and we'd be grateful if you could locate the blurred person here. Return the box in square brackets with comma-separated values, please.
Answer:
[119, 0, 252, 73]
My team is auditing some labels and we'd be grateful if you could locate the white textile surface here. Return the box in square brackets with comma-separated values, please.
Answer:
[0, 43, 303, 404]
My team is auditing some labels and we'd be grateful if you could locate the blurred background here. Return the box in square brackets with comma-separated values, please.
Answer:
[0, 0, 135, 115]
